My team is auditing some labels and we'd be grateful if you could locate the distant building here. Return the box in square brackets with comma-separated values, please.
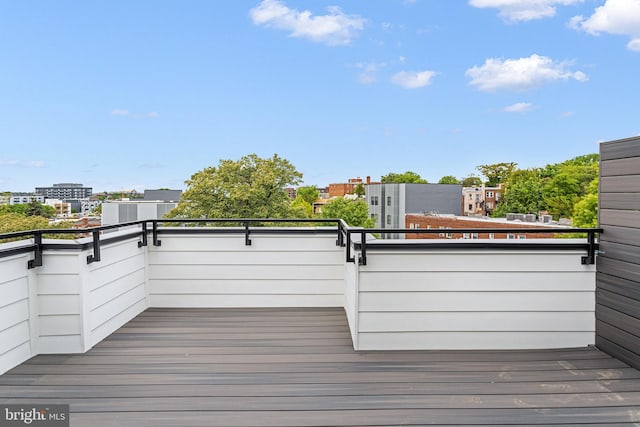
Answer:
[329, 176, 377, 197]
[45, 199, 72, 217]
[405, 213, 565, 240]
[9, 193, 45, 205]
[101, 200, 178, 226]
[462, 184, 503, 216]
[35, 183, 92, 199]
[143, 189, 182, 202]
[366, 183, 462, 239]
[285, 188, 297, 200]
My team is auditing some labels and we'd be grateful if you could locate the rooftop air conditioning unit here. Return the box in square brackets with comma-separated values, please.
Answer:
[514, 213, 526, 222]
[506, 213, 516, 221]
[524, 214, 536, 222]
[541, 215, 553, 223]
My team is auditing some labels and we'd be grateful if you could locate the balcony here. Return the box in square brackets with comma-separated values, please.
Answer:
[1, 219, 640, 425]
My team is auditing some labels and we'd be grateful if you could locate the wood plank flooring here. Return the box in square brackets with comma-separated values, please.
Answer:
[1, 308, 640, 426]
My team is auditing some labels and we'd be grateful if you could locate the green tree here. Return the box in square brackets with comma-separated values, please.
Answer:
[477, 162, 517, 187]
[542, 159, 598, 219]
[296, 186, 320, 204]
[572, 193, 598, 228]
[167, 153, 302, 219]
[321, 198, 374, 228]
[493, 178, 545, 217]
[353, 182, 366, 197]
[438, 175, 460, 185]
[0, 213, 50, 234]
[291, 196, 313, 218]
[461, 175, 482, 187]
[381, 171, 427, 184]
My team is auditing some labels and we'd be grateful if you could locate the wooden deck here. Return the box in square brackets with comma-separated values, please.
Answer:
[1, 308, 640, 426]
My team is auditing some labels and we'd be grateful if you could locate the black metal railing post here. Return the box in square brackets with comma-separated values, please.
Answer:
[244, 221, 252, 246]
[359, 230, 367, 266]
[582, 229, 597, 265]
[346, 230, 355, 263]
[27, 231, 43, 269]
[153, 221, 161, 246]
[138, 222, 148, 248]
[87, 230, 101, 264]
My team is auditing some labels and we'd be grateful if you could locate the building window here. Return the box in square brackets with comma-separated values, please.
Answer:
[518, 235, 526, 240]
[371, 196, 378, 206]
[386, 215, 391, 225]
[486, 191, 494, 198]
[489, 233, 495, 239]
[439, 226, 445, 237]
[409, 223, 415, 229]
[415, 224, 419, 229]
[472, 233, 479, 239]
[485, 202, 493, 209]
[507, 234, 515, 239]
[386, 196, 392, 206]
[446, 227, 453, 239]
[468, 204, 473, 211]
[463, 233, 470, 239]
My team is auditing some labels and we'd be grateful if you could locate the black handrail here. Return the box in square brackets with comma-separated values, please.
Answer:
[0, 218, 601, 268]
[340, 227, 602, 266]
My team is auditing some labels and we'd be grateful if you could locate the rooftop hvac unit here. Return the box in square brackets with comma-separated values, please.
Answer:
[506, 213, 516, 221]
[524, 214, 536, 222]
[541, 215, 553, 223]
[514, 213, 526, 222]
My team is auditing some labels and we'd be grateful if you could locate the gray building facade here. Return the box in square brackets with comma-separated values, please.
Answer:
[366, 183, 462, 239]
[35, 183, 92, 199]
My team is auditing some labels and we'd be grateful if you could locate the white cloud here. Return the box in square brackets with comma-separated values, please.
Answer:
[469, 0, 583, 22]
[465, 54, 587, 92]
[570, 0, 640, 51]
[146, 112, 159, 118]
[0, 159, 45, 168]
[249, 0, 365, 46]
[558, 110, 576, 118]
[110, 109, 129, 116]
[391, 70, 437, 89]
[503, 102, 533, 112]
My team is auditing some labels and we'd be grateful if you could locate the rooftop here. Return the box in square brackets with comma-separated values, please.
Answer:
[2, 307, 639, 426]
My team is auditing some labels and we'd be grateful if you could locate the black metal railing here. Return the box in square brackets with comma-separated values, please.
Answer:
[0, 218, 601, 268]
[337, 226, 602, 266]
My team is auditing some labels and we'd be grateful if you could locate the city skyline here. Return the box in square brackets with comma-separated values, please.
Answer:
[1, 1, 639, 192]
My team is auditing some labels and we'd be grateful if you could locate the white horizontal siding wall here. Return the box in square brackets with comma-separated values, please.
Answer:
[34, 251, 84, 354]
[344, 261, 358, 348]
[354, 245, 596, 350]
[84, 237, 147, 348]
[0, 253, 32, 375]
[148, 231, 344, 307]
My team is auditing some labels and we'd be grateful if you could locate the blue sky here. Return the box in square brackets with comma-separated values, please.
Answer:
[1, 0, 639, 192]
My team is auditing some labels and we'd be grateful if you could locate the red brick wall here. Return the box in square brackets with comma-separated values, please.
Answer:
[405, 215, 559, 239]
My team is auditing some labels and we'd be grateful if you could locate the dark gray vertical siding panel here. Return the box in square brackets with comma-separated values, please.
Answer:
[600, 209, 640, 227]
[599, 225, 640, 247]
[601, 157, 640, 177]
[600, 194, 640, 211]
[598, 241, 640, 263]
[597, 136, 640, 370]
[600, 136, 640, 160]
[600, 176, 640, 193]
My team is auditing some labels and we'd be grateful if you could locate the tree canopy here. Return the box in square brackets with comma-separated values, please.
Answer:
[438, 175, 460, 185]
[321, 198, 374, 228]
[167, 153, 302, 219]
[461, 175, 482, 187]
[477, 162, 517, 187]
[296, 186, 320, 205]
[381, 171, 427, 184]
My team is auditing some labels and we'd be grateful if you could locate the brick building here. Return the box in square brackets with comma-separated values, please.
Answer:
[461, 184, 503, 216]
[405, 213, 565, 240]
[329, 177, 377, 197]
